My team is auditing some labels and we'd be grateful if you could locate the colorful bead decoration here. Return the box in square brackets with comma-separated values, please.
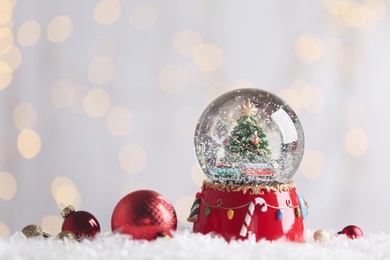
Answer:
[204, 206, 211, 216]
[295, 207, 301, 218]
[276, 209, 283, 220]
[227, 209, 234, 220]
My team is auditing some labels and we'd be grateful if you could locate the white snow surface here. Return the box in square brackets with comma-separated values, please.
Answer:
[1, 227, 389, 260]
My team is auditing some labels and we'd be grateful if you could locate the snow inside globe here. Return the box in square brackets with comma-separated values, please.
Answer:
[194, 88, 304, 185]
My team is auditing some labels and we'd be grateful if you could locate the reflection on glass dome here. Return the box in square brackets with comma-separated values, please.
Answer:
[194, 88, 304, 185]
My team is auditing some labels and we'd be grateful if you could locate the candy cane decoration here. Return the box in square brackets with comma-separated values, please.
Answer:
[240, 198, 267, 237]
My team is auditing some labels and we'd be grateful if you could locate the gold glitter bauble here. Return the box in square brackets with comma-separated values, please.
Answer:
[313, 229, 330, 242]
[56, 231, 77, 241]
[22, 224, 51, 238]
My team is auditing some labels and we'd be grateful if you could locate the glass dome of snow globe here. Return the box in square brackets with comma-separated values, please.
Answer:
[194, 88, 304, 185]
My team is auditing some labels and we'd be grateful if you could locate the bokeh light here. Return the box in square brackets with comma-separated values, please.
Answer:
[120, 181, 145, 197]
[299, 150, 325, 180]
[0, 0, 12, 29]
[193, 43, 224, 71]
[51, 78, 76, 109]
[345, 127, 368, 157]
[0, 13, 11, 26]
[13, 101, 37, 130]
[0, 62, 12, 90]
[0, 222, 11, 236]
[0, 45, 22, 72]
[323, 0, 350, 16]
[343, 98, 365, 127]
[129, 3, 158, 29]
[283, 80, 326, 114]
[0, 172, 17, 201]
[83, 88, 111, 118]
[119, 144, 148, 174]
[0, 27, 13, 50]
[322, 36, 344, 64]
[295, 33, 323, 63]
[0, 0, 13, 12]
[364, 0, 387, 20]
[173, 29, 203, 57]
[17, 19, 41, 47]
[47, 15, 72, 43]
[87, 56, 115, 85]
[342, 1, 367, 28]
[51, 176, 81, 209]
[175, 196, 195, 223]
[324, 0, 386, 29]
[105, 106, 134, 136]
[17, 129, 41, 159]
[277, 88, 303, 114]
[158, 65, 188, 94]
[41, 215, 63, 236]
[93, 0, 122, 25]
[51, 176, 74, 196]
[191, 163, 204, 187]
[68, 84, 88, 114]
[301, 84, 326, 113]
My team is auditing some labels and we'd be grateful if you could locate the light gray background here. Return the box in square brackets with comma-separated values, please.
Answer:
[0, 0, 389, 235]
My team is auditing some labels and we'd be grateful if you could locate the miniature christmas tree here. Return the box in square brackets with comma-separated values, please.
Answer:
[214, 100, 274, 180]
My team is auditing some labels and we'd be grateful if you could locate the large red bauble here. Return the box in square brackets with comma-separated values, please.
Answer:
[111, 190, 177, 240]
[61, 206, 100, 239]
[337, 225, 363, 239]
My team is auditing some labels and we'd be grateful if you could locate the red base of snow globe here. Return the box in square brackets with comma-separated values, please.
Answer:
[188, 180, 307, 242]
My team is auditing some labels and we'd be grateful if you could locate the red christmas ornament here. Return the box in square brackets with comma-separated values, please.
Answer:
[223, 139, 228, 146]
[337, 225, 363, 239]
[251, 135, 260, 145]
[61, 205, 100, 239]
[111, 190, 177, 241]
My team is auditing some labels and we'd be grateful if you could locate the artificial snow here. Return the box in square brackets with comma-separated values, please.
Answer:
[0, 227, 389, 260]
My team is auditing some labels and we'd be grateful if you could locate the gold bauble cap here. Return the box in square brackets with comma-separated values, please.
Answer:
[61, 205, 75, 218]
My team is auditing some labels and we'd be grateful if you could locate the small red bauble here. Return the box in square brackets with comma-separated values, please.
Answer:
[61, 205, 100, 239]
[111, 190, 177, 240]
[251, 135, 260, 145]
[337, 225, 363, 239]
[223, 139, 228, 146]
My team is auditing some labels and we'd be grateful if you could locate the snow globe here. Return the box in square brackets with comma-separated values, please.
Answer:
[188, 88, 308, 242]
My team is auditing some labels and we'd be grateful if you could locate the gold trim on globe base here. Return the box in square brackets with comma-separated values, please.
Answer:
[202, 180, 295, 195]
